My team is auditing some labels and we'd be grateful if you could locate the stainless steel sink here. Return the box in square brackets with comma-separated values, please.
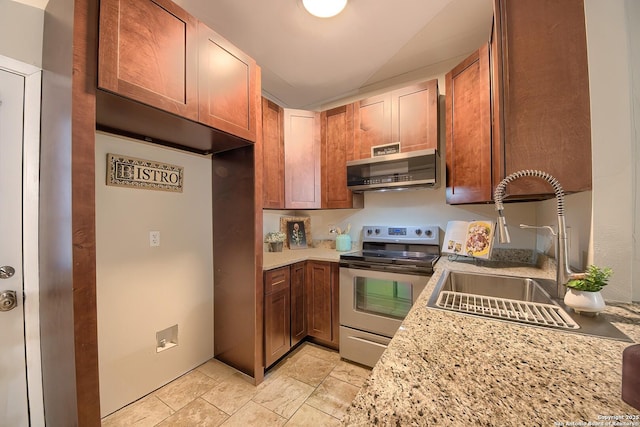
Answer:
[427, 270, 632, 341]
[433, 270, 557, 304]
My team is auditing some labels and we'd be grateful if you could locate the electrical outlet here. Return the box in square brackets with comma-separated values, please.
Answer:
[149, 231, 160, 247]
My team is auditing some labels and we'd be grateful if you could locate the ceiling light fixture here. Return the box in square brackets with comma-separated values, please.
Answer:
[302, 0, 347, 18]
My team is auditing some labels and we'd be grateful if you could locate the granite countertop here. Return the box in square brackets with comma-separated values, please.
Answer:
[263, 246, 351, 270]
[343, 256, 640, 426]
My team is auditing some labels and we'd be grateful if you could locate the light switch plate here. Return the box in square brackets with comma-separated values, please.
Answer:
[149, 231, 160, 247]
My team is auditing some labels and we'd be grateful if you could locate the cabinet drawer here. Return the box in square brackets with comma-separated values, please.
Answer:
[264, 266, 290, 295]
[339, 326, 390, 368]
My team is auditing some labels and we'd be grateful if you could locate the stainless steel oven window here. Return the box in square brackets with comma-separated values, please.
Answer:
[354, 277, 414, 320]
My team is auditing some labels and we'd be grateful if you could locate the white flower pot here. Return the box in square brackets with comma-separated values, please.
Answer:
[563, 288, 606, 314]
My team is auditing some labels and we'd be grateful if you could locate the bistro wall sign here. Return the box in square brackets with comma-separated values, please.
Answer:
[107, 153, 184, 192]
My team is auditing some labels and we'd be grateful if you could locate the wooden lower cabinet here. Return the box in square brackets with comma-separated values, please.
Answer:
[264, 266, 291, 367]
[290, 262, 307, 346]
[305, 261, 339, 348]
[264, 261, 339, 368]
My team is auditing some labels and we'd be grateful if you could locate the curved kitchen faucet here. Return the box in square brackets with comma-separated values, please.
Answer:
[494, 169, 585, 298]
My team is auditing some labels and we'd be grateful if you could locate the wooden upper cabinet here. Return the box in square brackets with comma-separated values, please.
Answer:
[494, 0, 591, 197]
[353, 79, 439, 160]
[98, 0, 198, 120]
[198, 22, 258, 142]
[262, 98, 285, 209]
[320, 104, 363, 209]
[354, 94, 392, 159]
[445, 0, 591, 204]
[445, 45, 493, 204]
[284, 109, 321, 209]
[392, 80, 439, 153]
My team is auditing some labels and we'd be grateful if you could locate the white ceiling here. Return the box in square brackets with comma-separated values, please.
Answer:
[175, 0, 494, 109]
[20, 0, 494, 109]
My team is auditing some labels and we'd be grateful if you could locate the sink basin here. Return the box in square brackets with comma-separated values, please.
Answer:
[427, 270, 577, 330]
[427, 270, 632, 341]
[433, 270, 557, 304]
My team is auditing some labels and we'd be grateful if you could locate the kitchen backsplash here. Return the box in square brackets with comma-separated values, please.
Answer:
[263, 187, 592, 270]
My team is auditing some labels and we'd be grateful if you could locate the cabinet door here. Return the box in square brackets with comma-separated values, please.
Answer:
[284, 109, 321, 209]
[198, 22, 258, 142]
[353, 94, 392, 160]
[98, 0, 198, 120]
[494, 0, 591, 196]
[305, 261, 333, 342]
[262, 98, 285, 209]
[392, 80, 439, 153]
[264, 288, 290, 367]
[290, 262, 306, 346]
[321, 104, 362, 209]
[445, 45, 493, 204]
[264, 267, 290, 367]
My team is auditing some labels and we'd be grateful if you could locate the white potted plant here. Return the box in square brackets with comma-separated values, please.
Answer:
[564, 264, 612, 315]
[264, 231, 286, 252]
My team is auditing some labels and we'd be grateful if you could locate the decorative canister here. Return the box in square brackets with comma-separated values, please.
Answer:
[335, 234, 351, 252]
[268, 241, 283, 252]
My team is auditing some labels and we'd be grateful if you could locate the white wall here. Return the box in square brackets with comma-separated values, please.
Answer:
[265, 186, 538, 253]
[0, 1, 43, 67]
[264, 152, 540, 254]
[578, 0, 636, 302]
[95, 132, 214, 416]
[536, 192, 592, 271]
[627, 0, 640, 302]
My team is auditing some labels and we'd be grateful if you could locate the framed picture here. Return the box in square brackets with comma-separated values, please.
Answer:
[287, 220, 308, 249]
[280, 216, 311, 249]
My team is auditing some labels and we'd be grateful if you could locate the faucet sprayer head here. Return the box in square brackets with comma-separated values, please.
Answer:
[497, 211, 511, 244]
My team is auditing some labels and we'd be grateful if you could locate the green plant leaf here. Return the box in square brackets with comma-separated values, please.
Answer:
[566, 264, 612, 292]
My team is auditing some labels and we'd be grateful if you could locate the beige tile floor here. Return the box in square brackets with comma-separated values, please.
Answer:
[101, 342, 371, 426]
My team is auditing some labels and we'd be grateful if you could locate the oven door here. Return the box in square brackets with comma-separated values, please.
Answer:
[339, 266, 429, 338]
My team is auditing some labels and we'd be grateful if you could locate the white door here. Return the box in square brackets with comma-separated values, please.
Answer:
[0, 68, 29, 426]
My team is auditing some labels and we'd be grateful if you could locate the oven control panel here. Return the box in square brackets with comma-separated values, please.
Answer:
[362, 225, 439, 244]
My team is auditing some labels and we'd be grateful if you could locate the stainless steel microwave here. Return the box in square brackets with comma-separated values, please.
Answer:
[346, 148, 439, 192]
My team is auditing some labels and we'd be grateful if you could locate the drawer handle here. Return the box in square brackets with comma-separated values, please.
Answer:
[347, 335, 388, 349]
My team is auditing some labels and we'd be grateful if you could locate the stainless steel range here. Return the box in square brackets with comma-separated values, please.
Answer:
[339, 225, 440, 367]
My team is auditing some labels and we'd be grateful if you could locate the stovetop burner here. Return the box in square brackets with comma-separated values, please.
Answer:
[339, 225, 441, 275]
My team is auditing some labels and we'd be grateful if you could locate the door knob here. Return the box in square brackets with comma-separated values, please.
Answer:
[0, 266, 15, 279]
[0, 290, 17, 312]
